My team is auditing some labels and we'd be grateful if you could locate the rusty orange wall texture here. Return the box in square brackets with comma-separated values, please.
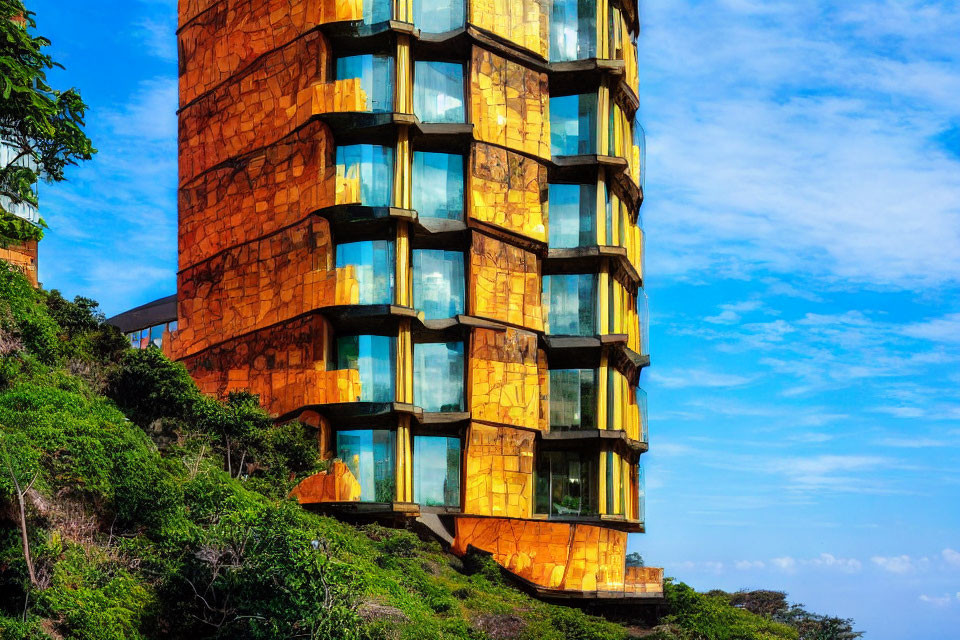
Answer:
[172, 0, 658, 599]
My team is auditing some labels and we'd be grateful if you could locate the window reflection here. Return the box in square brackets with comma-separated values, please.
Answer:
[605, 451, 625, 516]
[413, 436, 461, 507]
[412, 0, 464, 32]
[543, 273, 597, 336]
[336, 144, 394, 207]
[336, 240, 395, 304]
[412, 249, 464, 320]
[413, 151, 464, 220]
[548, 183, 596, 248]
[362, 0, 392, 24]
[414, 342, 464, 412]
[335, 54, 395, 113]
[337, 430, 396, 501]
[414, 61, 465, 123]
[536, 450, 598, 516]
[336, 335, 396, 402]
[550, 0, 597, 62]
[549, 369, 597, 430]
[550, 93, 597, 156]
[636, 387, 648, 443]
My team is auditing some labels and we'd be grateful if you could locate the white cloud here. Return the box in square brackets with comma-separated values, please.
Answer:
[919, 593, 954, 607]
[705, 300, 765, 325]
[943, 548, 960, 568]
[809, 553, 862, 574]
[872, 555, 915, 574]
[735, 560, 766, 570]
[903, 314, 960, 344]
[651, 368, 757, 389]
[771, 556, 797, 572]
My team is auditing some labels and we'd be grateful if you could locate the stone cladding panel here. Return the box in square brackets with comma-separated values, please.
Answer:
[463, 422, 535, 518]
[469, 233, 543, 331]
[470, 143, 547, 242]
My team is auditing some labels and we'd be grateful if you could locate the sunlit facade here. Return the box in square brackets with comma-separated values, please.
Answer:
[0, 139, 41, 286]
[169, 0, 659, 600]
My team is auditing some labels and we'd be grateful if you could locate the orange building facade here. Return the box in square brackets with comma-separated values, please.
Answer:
[170, 0, 661, 599]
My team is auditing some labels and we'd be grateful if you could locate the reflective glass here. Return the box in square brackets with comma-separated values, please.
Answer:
[413, 0, 464, 32]
[336, 335, 396, 402]
[362, 0, 392, 24]
[550, 0, 597, 62]
[549, 369, 597, 430]
[413, 436, 461, 507]
[413, 151, 464, 220]
[336, 430, 396, 501]
[548, 183, 596, 248]
[414, 342, 465, 412]
[550, 93, 598, 156]
[335, 54, 395, 113]
[149, 324, 165, 348]
[414, 61, 465, 123]
[336, 240, 395, 304]
[543, 273, 596, 335]
[412, 249, 464, 319]
[336, 145, 394, 207]
[638, 289, 649, 355]
[535, 450, 598, 516]
[605, 451, 624, 515]
[636, 387, 648, 443]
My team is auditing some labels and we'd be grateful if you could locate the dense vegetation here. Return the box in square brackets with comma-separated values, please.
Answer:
[0, 263, 862, 639]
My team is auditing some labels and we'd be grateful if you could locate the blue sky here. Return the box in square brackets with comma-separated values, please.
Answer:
[31, 1, 960, 638]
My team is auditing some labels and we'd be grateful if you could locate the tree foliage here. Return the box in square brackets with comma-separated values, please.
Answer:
[0, 0, 95, 245]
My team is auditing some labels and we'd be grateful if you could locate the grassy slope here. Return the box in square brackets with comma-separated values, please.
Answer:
[0, 264, 801, 640]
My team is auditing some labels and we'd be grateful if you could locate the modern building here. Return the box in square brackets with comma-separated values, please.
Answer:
[158, 0, 661, 600]
[0, 139, 42, 286]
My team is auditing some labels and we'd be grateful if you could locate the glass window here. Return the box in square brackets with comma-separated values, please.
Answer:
[412, 249, 464, 319]
[413, 151, 464, 220]
[336, 335, 396, 402]
[337, 430, 396, 501]
[127, 330, 140, 349]
[543, 273, 596, 336]
[605, 451, 624, 516]
[550, 93, 598, 157]
[535, 450, 598, 516]
[550, 0, 597, 62]
[636, 387, 648, 443]
[335, 54, 395, 113]
[167, 320, 178, 333]
[336, 240, 395, 304]
[548, 183, 596, 248]
[149, 324, 165, 348]
[549, 369, 597, 430]
[362, 0, 392, 24]
[336, 144, 394, 207]
[414, 342, 465, 412]
[414, 61, 465, 123]
[638, 289, 649, 355]
[413, 0, 464, 32]
[413, 436, 461, 507]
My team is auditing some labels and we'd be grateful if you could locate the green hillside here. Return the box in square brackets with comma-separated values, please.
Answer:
[0, 263, 855, 640]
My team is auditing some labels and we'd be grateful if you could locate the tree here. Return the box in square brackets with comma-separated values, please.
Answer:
[0, 0, 95, 246]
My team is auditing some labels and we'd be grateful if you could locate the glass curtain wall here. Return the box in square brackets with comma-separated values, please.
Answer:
[413, 342, 465, 412]
[543, 273, 597, 335]
[636, 387, 648, 443]
[536, 451, 598, 516]
[335, 54, 394, 113]
[335, 240, 395, 304]
[413, 436, 461, 507]
[336, 335, 396, 402]
[336, 145, 394, 207]
[550, 0, 597, 62]
[362, 0, 392, 24]
[413, 152, 464, 220]
[414, 61, 465, 123]
[549, 369, 597, 430]
[548, 183, 596, 248]
[336, 430, 396, 501]
[412, 0, 464, 32]
[605, 451, 625, 516]
[550, 93, 598, 156]
[412, 249, 465, 319]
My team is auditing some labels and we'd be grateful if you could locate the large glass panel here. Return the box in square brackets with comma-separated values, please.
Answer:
[413, 436, 461, 507]
[336, 430, 396, 501]
[414, 61, 465, 123]
[335, 54, 394, 113]
[543, 273, 596, 336]
[636, 387, 648, 444]
[605, 451, 624, 516]
[550, 93, 598, 156]
[336, 240, 395, 304]
[362, 0, 392, 24]
[413, 152, 464, 220]
[535, 451, 598, 516]
[414, 342, 465, 412]
[336, 145, 394, 207]
[336, 335, 396, 402]
[550, 0, 597, 62]
[548, 183, 596, 248]
[149, 324, 165, 348]
[412, 249, 464, 319]
[549, 369, 597, 430]
[637, 463, 646, 522]
[638, 289, 649, 355]
[413, 0, 464, 32]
